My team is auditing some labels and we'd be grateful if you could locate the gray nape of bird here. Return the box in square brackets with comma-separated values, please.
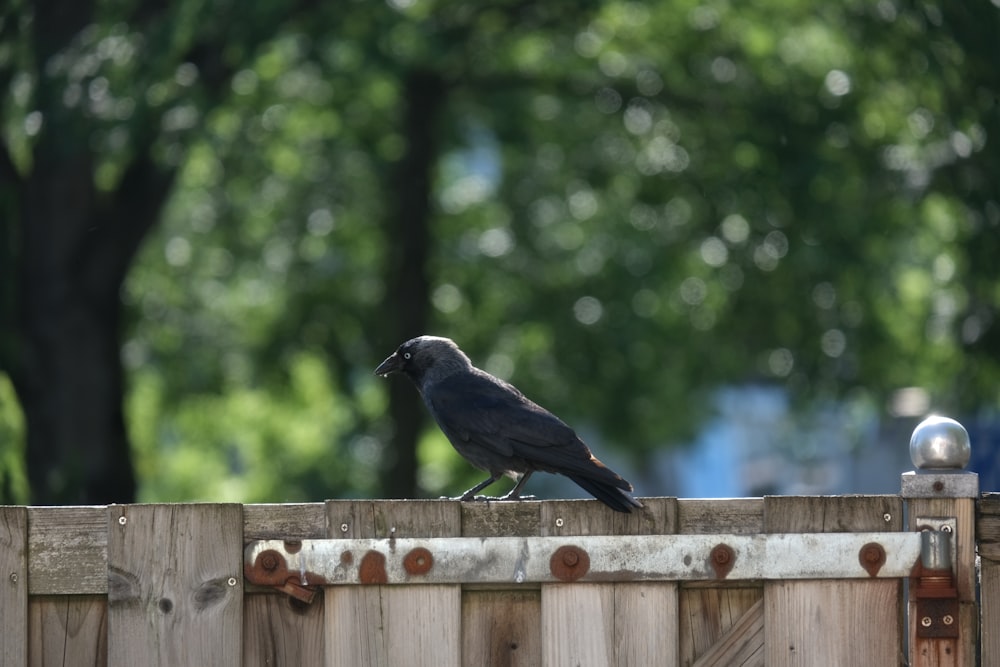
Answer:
[374, 335, 642, 513]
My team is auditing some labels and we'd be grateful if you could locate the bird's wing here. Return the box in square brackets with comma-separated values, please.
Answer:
[426, 371, 601, 470]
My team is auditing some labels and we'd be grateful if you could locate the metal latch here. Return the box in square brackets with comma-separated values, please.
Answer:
[912, 525, 959, 639]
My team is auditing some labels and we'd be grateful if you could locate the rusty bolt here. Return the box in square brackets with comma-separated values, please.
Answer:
[403, 547, 434, 576]
[943, 615, 954, 626]
[709, 544, 736, 579]
[550, 545, 589, 582]
[921, 616, 933, 627]
[858, 542, 886, 578]
[932, 481, 945, 492]
[261, 553, 279, 571]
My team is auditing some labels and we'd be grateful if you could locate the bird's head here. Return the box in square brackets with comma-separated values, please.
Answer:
[374, 335, 472, 386]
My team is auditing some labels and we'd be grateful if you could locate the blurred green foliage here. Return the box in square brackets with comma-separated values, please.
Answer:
[2, 0, 998, 502]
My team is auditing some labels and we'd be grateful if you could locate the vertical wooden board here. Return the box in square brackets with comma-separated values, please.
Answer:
[978, 494, 1000, 667]
[981, 559, 1000, 667]
[540, 498, 678, 667]
[763, 496, 904, 667]
[680, 586, 763, 667]
[243, 503, 327, 541]
[1, 507, 27, 667]
[324, 500, 462, 667]
[28, 506, 107, 594]
[28, 595, 108, 667]
[542, 583, 616, 666]
[462, 590, 541, 667]
[243, 593, 324, 667]
[106, 504, 243, 667]
[908, 496, 977, 667]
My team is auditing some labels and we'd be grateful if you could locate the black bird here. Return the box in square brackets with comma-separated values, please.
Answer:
[375, 336, 642, 513]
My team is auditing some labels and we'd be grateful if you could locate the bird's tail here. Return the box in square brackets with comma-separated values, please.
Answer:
[567, 474, 643, 513]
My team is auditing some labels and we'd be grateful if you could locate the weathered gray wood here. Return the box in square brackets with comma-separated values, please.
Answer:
[324, 500, 461, 667]
[243, 503, 327, 540]
[462, 590, 541, 667]
[764, 496, 904, 667]
[29, 595, 107, 666]
[243, 592, 324, 666]
[678, 498, 764, 534]
[540, 498, 677, 667]
[27, 506, 107, 594]
[681, 586, 763, 667]
[691, 597, 763, 667]
[106, 504, 243, 667]
[461, 499, 541, 537]
[1, 507, 27, 666]
[907, 495, 977, 667]
[979, 494, 1000, 667]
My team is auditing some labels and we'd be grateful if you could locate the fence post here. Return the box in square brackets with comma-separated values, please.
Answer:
[901, 416, 978, 667]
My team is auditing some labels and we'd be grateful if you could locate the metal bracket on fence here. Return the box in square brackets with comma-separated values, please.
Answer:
[912, 526, 960, 639]
[243, 531, 927, 600]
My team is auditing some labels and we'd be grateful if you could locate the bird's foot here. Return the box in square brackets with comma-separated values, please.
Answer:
[442, 494, 536, 502]
[498, 492, 536, 501]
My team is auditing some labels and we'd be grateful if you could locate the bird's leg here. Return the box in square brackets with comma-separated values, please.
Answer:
[453, 473, 502, 501]
[499, 471, 535, 501]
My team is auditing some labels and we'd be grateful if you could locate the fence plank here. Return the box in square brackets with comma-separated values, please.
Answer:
[28, 596, 107, 666]
[681, 586, 763, 667]
[678, 498, 764, 534]
[763, 496, 904, 667]
[540, 498, 677, 667]
[979, 494, 1000, 667]
[106, 504, 243, 667]
[243, 503, 327, 541]
[243, 593, 325, 666]
[324, 500, 461, 667]
[1, 507, 27, 667]
[27, 506, 106, 595]
[461, 501, 543, 667]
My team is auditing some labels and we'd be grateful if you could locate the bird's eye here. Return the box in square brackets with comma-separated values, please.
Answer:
[403, 352, 412, 360]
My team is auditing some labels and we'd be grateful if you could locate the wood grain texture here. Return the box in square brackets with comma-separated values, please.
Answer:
[27, 506, 107, 595]
[1, 506, 27, 666]
[243, 503, 327, 541]
[29, 596, 108, 666]
[243, 593, 325, 666]
[678, 498, 764, 535]
[981, 495, 1000, 667]
[462, 590, 540, 667]
[106, 504, 243, 667]
[324, 500, 462, 667]
[540, 498, 678, 667]
[681, 586, 763, 667]
[690, 597, 763, 667]
[763, 496, 904, 667]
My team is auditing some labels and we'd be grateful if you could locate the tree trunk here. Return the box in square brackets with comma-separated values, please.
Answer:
[380, 70, 448, 498]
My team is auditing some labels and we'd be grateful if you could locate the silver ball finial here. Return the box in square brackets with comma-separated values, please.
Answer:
[909, 416, 970, 470]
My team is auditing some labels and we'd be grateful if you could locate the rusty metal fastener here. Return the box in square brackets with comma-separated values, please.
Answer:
[550, 545, 589, 582]
[261, 553, 279, 571]
[709, 543, 736, 579]
[403, 547, 434, 576]
[858, 542, 886, 577]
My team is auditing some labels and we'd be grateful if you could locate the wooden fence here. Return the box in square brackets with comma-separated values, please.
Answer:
[1, 489, 997, 666]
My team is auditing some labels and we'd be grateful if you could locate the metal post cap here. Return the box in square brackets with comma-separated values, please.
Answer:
[909, 416, 970, 470]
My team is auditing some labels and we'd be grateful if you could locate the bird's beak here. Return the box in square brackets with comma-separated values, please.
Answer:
[374, 352, 401, 377]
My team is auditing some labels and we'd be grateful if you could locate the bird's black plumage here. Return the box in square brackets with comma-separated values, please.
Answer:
[375, 336, 642, 513]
